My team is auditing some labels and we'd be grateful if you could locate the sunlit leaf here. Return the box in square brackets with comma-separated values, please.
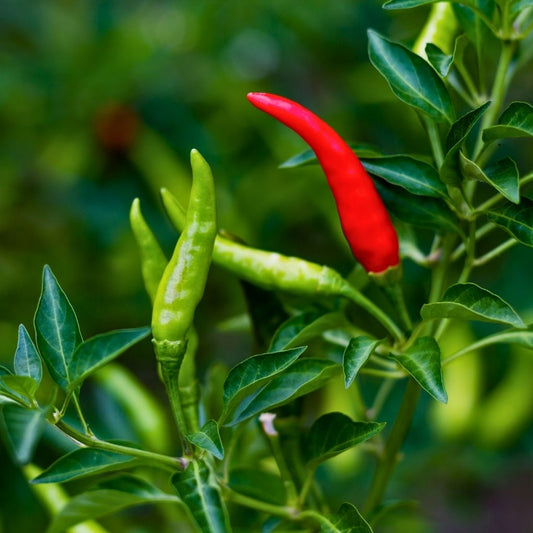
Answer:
[0, 375, 39, 406]
[483, 102, 533, 141]
[368, 30, 454, 123]
[227, 359, 339, 426]
[421, 282, 525, 327]
[68, 327, 151, 388]
[220, 347, 305, 425]
[34, 266, 83, 389]
[32, 448, 139, 484]
[14, 324, 42, 385]
[390, 337, 447, 402]
[188, 420, 224, 460]
[361, 155, 447, 198]
[343, 337, 381, 388]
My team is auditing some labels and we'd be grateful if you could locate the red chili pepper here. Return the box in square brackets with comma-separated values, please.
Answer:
[247, 92, 399, 274]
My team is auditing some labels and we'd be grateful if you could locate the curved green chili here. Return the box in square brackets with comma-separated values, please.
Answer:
[160, 188, 404, 342]
[129, 198, 168, 303]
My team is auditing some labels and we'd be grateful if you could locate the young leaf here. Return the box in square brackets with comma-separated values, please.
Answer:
[34, 266, 83, 389]
[459, 154, 519, 204]
[220, 346, 305, 424]
[361, 155, 447, 198]
[390, 337, 447, 402]
[31, 448, 139, 484]
[227, 359, 339, 426]
[48, 476, 179, 533]
[171, 460, 232, 533]
[421, 282, 525, 328]
[188, 420, 224, 460]
[483, 102, 533, 142]
[343, 337, 381, 388]
[0, 405, 48, 465]
[0, 375, 39, 406]
[440, 102, 491, 185]
[228, 467, 286, 505]
[328, 502, 373, 533]
[376, 181, 460, 233]
[305, 413, 385, 469]
[68, 327, 151, 388]
[14, 324, 42, 385]
[368, 30, 454, 123]
[425, 43, 453, 77]
[487, 198, 533, 247]
[269, 312, 347, 352]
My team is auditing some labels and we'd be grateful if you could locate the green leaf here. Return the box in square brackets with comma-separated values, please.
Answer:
[421, 282, 525, 328]
[0, 375, 39, 406]
[368, 30, 454, 123]
[483, 102, 533, 142]
[327, 502, 373, 533]
[459, 154, 519, 204]
[0, 365, 11, 376]
[14, 324, 42, 385]
[376, 181, 460, 233]
[171, 460, 232, 533]
[425, 44, 453, 77]
[269, 312, 348, 352]
[453, 3, 495, 60]
[68, 327, 151, 388]
[510, 0, 533, 16]
[343, 337, 381, 388]
[305, 413, 385, 469]
[361, 155, 447, 198]
[487, 198, 533, 247]
[279, 143, 382, 169]
[188, 420, 224, 460]
[384, 0, 496, 21]
[0, 405, 48, 464]
[390, 337, 447, 402]
[228, 467, 286, 505]
[440, 102, 491, 185]
[32, 448, 138, 484]
[34, 266, 83, 389]
[48, 475, 179, 533]
[220, 347, 305, 425]
[227, 359, 339, 426]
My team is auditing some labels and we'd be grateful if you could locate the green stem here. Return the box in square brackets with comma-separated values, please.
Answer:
[422, 116, 444, 168]
[223, 486, 296, 519]
[359, 368, 405, 379]
[351, 381, 368, 420]
[340, 285, 405, 343]
[474, 238, 518, 267]
[369, 379, 396, 419]
[451, 222, 496, 261]
[473, 40, 517, 160]
[55, 419, 183, 470]
[362, 379, 421, 516]
[458, 221, 476, 283]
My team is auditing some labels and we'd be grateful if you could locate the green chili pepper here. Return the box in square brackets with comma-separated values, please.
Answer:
[160, 188, 404, 342]
[129, 198, 168, 303]
[151, 149, 216, 451]
[152, 149, 217, 347]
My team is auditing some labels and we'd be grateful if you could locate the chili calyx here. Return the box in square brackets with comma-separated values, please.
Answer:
[247, 92, 400, 275]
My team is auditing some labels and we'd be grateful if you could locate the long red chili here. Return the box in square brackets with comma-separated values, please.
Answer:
[247, 92, 399, 274]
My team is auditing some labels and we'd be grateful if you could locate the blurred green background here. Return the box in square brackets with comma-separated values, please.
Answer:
[1, 1, 532, 532]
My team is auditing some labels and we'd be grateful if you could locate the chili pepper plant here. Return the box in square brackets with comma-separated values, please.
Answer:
[1, 1, 533, 532]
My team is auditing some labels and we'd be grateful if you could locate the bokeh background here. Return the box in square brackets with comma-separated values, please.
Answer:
[1, 1, 532, 532]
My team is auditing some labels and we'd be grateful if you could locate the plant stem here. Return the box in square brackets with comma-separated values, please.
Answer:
[340, 285, 404, 343]
[223, 486, 296, 519]
[369, 379, 396, 419]
[362, 379, 421, 516]
[54, 419, 183, 470]
[474, 238, 518, 267]
[422, 116, 444, 168]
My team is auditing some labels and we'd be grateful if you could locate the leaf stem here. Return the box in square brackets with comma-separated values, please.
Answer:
[223, 485, 296, 519]
[362, 379, 421, 516]
[54, 419, 184, 470]
[474, 238, 518, 267]
[422, 116, 444, 168]
[340, 285, 405, 343]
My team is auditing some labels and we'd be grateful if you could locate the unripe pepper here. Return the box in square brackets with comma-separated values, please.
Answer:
[246, 92, 399, 274]
[151, 149, 216, 346]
